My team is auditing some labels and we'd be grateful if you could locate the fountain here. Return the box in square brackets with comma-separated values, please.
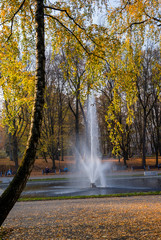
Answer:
[90, 183, 97, 188]
[1, 93, 161, 197]
[79, 93, 106, 188]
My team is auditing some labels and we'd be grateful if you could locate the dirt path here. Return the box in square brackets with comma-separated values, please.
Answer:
[1, 195, 161, 239]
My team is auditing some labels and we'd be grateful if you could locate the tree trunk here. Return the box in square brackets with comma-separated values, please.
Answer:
[155, 108, 159, 166]
[42, 151, 48, 162]
[155, 145, 159, 167]
[123, 155, 127, 166]
[75, 81, 80, 167]
[8, 132, 13, 161]
[48, 143, 56, 169]
[51, 147, 56, 170]
[142, 110, 147, 167]
[122, 147, 128, 166]
[12, 132, 19, 170]
[59, 96, 64, 161]
[0, 0, 45, 226]
[61, 132, 64, 161]
[159, 109, 161, 156]
[11, 118, 19, 170]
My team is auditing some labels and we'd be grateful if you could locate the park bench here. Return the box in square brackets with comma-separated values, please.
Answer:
[42, 168, 56, 174]
[131, 166, 145, 170]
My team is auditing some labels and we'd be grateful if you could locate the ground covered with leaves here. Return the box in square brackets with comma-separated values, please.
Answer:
[1, 195, 161, 239]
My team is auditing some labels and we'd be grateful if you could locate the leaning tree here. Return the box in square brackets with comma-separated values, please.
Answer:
[0, 0, 45, 225]
[0, 0, 109, 226]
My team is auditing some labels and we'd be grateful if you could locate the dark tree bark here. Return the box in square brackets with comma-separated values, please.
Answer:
[12, 131, 19, 170]
[152, 102, 160, 166]
[4, 101, 18, 168]
[0, 0, 45, 226]
[142, 109, 147, 167]
[160, 110, 161, 156]
[49, 143, 56, 169]
[8, 132, 13, 162]
[120, 125, 130, 166]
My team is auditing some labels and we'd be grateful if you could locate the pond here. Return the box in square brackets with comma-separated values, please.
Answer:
[1, 175, 161, 198]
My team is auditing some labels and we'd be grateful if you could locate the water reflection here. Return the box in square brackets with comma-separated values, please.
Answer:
[1, 176, 161, 198]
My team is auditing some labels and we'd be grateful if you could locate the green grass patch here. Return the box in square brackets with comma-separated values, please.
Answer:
[28, 178, 68, 182]
[18, 191, 161, 202]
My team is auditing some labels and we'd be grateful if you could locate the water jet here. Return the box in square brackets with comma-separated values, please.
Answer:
[79, 93, 106, 188]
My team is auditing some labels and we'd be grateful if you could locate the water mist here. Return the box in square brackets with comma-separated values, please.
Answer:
[79, 93, 106, 187]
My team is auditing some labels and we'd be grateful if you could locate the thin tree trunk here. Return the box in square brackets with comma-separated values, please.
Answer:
[51, 146, 56, 169]
[159, 113, 161, 156]
[142, 110, 147, 167]
[155, 113, 159, 167]
[42, 151, 48, 162]
[8, 132, 13, 161]
[12, 132, 19, 170]
[122, 145, 128, 166]
[155, 145, 159, 167]
[61, 132, 64, 161]
[48, 143, 56, 169]
[0, 0, 45, 226]
[75, 81, 80, 167]
[159, 110, 161, 156]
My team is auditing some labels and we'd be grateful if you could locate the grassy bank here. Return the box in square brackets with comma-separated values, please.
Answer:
[18, 191, 161, 202]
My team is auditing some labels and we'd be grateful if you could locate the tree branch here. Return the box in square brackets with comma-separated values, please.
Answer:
[129, 19, 149, 28]
[146, 95, 158, 117]
[0, 0, 26, 41]
[44, 5, 85, 30]
[44, 13, 110, 66]
[144, 10, 161, 26]
[44, 5, 102, 47]
[44, 13, 90, 54]
[136, 77, 145, 109]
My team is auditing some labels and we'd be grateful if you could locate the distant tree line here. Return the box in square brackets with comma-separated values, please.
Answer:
[1, 46, 160, 169]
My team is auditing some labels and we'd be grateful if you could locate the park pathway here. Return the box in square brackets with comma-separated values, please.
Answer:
[1, 195, 161, 239]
